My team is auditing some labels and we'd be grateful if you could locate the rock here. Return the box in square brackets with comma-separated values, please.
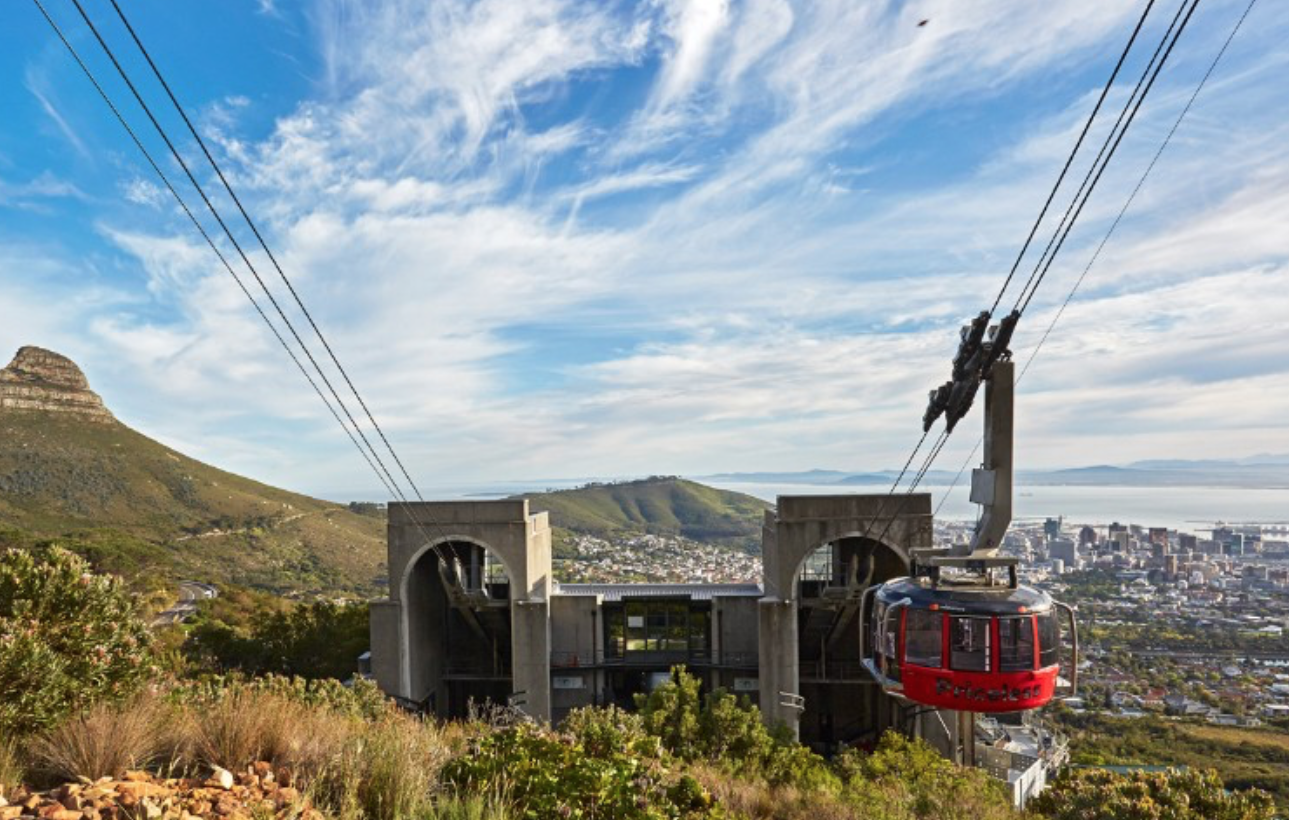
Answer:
[113, 783, 166, 801]
[0, 347, 114, 422]
[272, 788, 299, 810]
[207, 769, 234, 792]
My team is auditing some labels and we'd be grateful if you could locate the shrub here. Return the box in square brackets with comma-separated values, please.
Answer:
[635, 666, 833, 791]
[28, 696, 167, 782]
[0, 548, 153, 735]
[1031, 767, 1276, 820]
[171, 673, 390, 721]
[836, 732, 1015, 820]
[184, 599, 369, 681]
[427, 794, 514, 820]
[442, 721, 717, 819]
[560, 704, 660, 759]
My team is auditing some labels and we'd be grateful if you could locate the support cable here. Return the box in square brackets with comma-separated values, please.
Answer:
[934, 0, 1257, 518]
[1010, 0, 1190, 317]
[41, 0, 462, 567]
[987, 0, 1158, 316]
[1015, 0, 1202, 316]
[28, 0, 400, 507]
[865, 0, 1164, 543]
[896, 0, 1203, 532]
[105, 0, 432, 505]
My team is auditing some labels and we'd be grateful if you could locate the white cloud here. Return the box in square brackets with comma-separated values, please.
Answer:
[9, 0, 1288, 494]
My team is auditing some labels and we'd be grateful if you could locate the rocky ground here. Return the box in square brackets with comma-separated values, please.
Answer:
[0, 764, 317, 820]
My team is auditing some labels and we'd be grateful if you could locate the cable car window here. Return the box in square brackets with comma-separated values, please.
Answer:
[998, 616, 1036, 672]
[950, 617, 991, 672]
[1037, 610, 1060, 668]
[904, 609, 943, 668]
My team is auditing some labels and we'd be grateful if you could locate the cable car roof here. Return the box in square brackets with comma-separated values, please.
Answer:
[874, 576, 1054, 615]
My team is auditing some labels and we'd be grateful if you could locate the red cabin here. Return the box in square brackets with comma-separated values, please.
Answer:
[862, 574, 1077, 713]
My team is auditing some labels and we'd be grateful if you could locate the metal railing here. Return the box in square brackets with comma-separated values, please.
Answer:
[549, 649, 752, 670]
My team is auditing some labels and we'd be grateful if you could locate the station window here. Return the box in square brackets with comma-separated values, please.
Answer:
[1037, 611, 1060, 668]
[950, 616, 991, 672]
[904, 609, 943, 668]
[998, 616, 1036, 672]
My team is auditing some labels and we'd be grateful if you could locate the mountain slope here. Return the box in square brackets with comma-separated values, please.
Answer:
[0, 347, 385, 595]
[518, 477, 770, 549]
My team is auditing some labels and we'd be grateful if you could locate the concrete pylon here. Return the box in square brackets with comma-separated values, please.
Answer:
[961, 360, 1014, 557]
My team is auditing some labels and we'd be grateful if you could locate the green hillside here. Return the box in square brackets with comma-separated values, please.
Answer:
[518, 477, 770, 551]
[0, 410, 385, 596]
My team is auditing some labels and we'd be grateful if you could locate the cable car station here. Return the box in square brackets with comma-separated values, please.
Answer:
[369, 356, 1078, 778]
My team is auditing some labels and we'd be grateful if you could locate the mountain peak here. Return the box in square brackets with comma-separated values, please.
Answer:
[0, 346, 113, 422]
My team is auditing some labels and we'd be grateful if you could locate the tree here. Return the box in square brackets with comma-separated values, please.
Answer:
[184, 598, 369, 680]
[0, 547, 153, 734]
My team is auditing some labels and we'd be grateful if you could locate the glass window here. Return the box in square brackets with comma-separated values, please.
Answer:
[1037, 611, 1060, 668]
[626, 602, 647, 652]
[950, 617, 991, 671]
[998, 616, 1036, 672]
[689, 609, 709, 655]
[647, 609, 667, 652]
[904, 609, 943, 668]
[666, 603, 688, 651]
[605, 609, 625, 659]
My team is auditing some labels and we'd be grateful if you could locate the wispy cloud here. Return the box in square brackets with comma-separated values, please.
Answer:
[5, 0, 1288, 493]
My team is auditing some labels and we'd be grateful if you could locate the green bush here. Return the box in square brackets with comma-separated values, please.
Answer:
[560, 703, 660, 759]
[0, 547, 153, 735]
[169, 672, 391, 720]
[635, 665, 835, 792]
[184, 599, 369, 681]
[1031, 767, 1276, 820]
[442, 721, 716, 819]
[836, 732, 1015, 820]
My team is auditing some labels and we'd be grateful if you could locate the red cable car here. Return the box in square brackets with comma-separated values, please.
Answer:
[861, 558, 1078, 713]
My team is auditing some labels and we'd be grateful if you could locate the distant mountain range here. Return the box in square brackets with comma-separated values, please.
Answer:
[700, 455, 1289, 490]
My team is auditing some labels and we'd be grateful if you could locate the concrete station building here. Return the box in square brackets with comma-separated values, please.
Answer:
[369, 493, 959, 752]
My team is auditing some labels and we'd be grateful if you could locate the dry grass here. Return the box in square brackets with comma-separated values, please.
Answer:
[183, 689, 308, 770]
[28, 696, 169, 782]
[0, 735, 23, 795]
[691, 763, 857, 820]
[1180, 724, 1289, 752]
[309, 714, 453, 820]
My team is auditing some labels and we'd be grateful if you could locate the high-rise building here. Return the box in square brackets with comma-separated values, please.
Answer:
[1049, 537, 1077, 567]
[1044, 518, 1062, 540]
[1079, 526, 1097, 546]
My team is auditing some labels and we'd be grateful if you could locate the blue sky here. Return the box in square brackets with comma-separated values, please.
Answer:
[2, 0, 1287, 499]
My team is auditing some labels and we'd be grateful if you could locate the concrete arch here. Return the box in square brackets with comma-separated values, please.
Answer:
[759, 494, 934, 737]
[788, 530, 908, 588]
[369, 500, 553, 719]
[398, 534, 514, 605]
